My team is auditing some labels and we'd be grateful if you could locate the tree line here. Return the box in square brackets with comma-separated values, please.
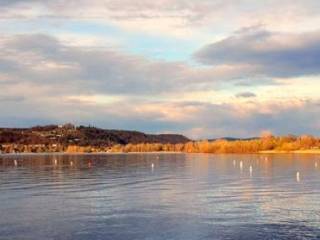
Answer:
[109, 135, 320, 153]
[1, 134, 320, 154]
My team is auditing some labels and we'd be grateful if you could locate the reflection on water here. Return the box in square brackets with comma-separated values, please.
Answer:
[0, 153, 320, 240]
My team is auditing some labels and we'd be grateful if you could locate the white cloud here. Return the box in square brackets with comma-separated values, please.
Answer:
[2, 0, 320, 38]
[0, 33, 260, 97]
[1, 1, 320, 137]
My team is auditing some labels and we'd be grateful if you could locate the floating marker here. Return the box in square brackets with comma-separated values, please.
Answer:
[296, 172, 300, 182]
[249, 165, 253, 177]
[233, 160, 236, 166]
[151, 163, 154, 168]
[14, 160, 18, 167]
[54, 159, 58, 165]
[240, 161, 243, 170]
[70, 161, 74, 167]
[315, 162, 318, 168]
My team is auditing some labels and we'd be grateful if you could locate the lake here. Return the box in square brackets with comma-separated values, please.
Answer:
[0, 153, 320, 240]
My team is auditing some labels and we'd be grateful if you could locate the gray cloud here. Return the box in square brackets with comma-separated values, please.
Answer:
[0, 1, 320, 138]
[1, 94, 319, 138]
[0, 33, 319, 138]
[0, 0, 29, 6]
[0, 33, 260, 96]
[177, 99, 320, 138]
[195, 29, 320, 78]
[242, 101, 320, 137]
[235, 92, 256, 98]
[0, 95, 25, 102]
[1, 34, 181, 95]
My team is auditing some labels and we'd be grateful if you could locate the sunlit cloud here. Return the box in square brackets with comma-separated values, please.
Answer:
[0, 0, 320, 138]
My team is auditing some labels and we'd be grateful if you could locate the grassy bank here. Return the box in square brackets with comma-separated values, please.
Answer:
[260, 149, 320, 154]
[2, 135, 320, 154]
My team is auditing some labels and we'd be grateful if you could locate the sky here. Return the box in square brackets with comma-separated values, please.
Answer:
[1, 0, 320, 139]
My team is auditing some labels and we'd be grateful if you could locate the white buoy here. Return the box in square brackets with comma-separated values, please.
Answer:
[54, 159, 58, 165]
[14, 159, 18, 167]
[70, 161, 74, 167]
[233, 160, 236, 166]
[240, 161, 243, 170]
[315, 162, 318, 168]
[151, 163, 154, 169]
[296, 172, 300, 182]
[249, 165, 253, 173]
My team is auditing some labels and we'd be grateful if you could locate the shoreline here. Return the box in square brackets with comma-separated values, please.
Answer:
[259, 150, 320, 154]
[1, 150, 320, 156]
[0, 151, 182, 156]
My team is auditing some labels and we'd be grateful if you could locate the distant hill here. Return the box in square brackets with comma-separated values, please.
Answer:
[0, 124, 190, 147]
[208, 137, 259, 142]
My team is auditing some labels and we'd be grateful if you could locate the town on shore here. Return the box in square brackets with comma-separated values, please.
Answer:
[1, 124, 320, 154]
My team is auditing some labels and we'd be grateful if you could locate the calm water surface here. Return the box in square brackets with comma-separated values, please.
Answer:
[0, 153, 320, 240]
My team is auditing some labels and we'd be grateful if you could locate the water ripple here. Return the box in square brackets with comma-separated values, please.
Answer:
[0, 153, 320, 239]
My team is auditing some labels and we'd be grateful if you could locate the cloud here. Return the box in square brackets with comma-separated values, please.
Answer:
[1, 33, 320, 138]
[2, 0, 320, 38]
[2, 0, 319, 20]
[1, 34, 180, 95]
[235, 92, 256, 98]
[0, 0, 30, 6]
[195, 29, 320, 78]
[180, 99, 320, 138]
[0, 95, 25, 102]
[1, 0, 320, 139]
[1, 91, 319, 138]
[0, 33, 260, 97]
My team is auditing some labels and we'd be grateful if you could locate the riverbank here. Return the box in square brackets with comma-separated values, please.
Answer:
[259, 149, 320, 154]
[1, 150, 320, 155]
[2, 134, 320, 154]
